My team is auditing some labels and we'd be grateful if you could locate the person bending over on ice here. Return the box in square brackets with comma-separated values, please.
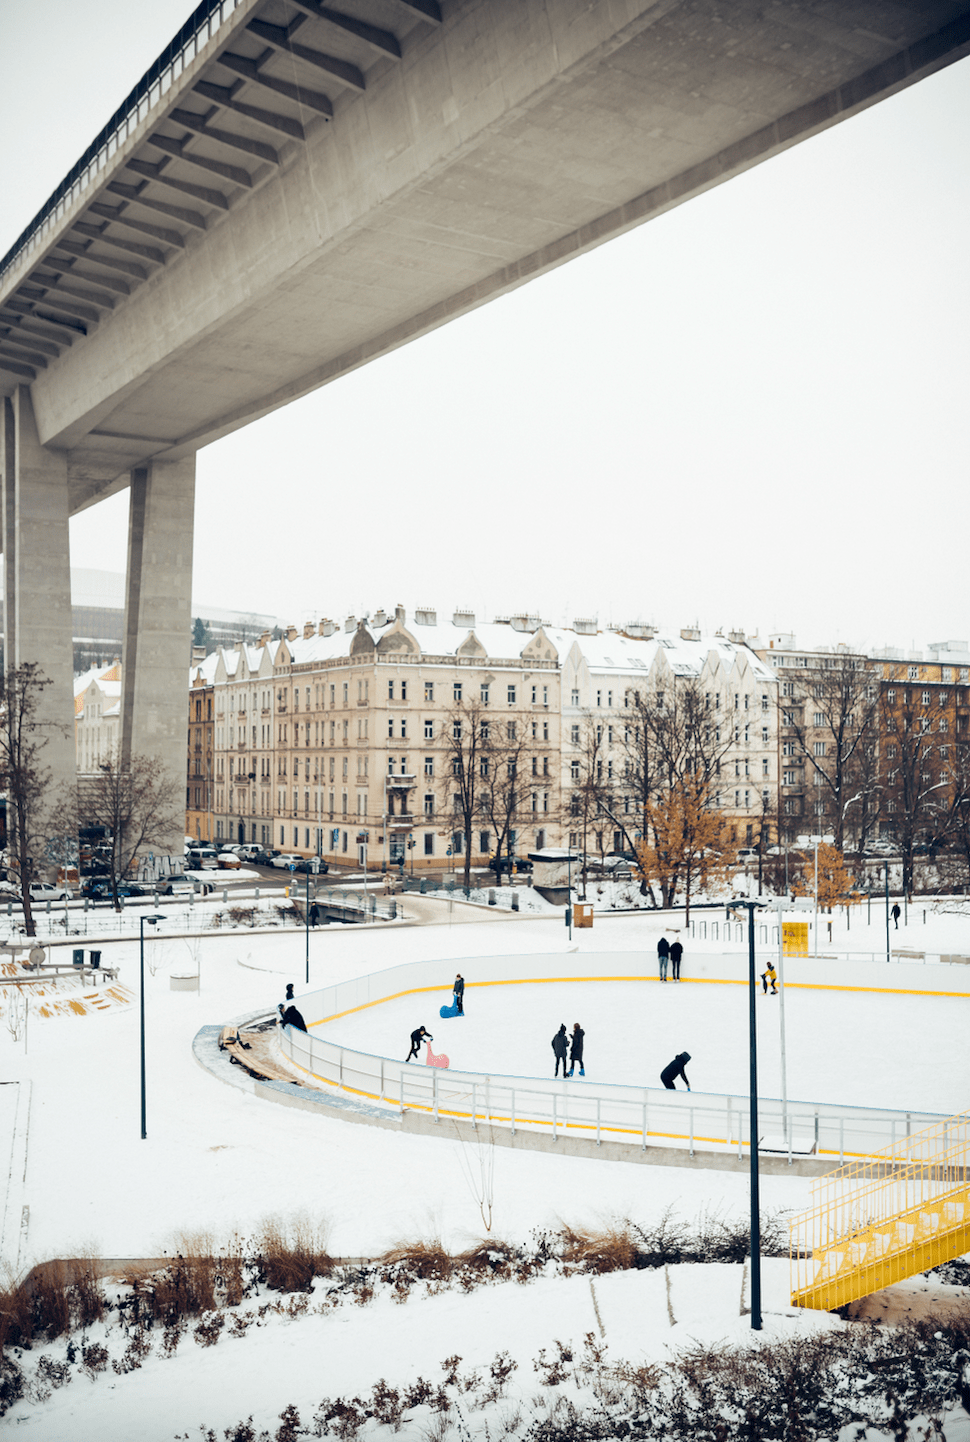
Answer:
[552, 1023, 569, 1078]
[407, 1025, 433, 1062]
[454, 973, 465, 1015]
[657, 935, 670, 981]
[761, 962, 778, 995]
[568, 1022, 585, 1077]
[278, 1002, 307, 1033]
[660, 1051, 691, 1090]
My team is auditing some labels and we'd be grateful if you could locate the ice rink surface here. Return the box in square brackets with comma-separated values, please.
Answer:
[320, 970, 969, 1116]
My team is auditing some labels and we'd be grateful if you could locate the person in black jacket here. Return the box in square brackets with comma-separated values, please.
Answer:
[552, 1023, 569, 1077]
[657, 935, 670, 981]
[407, 1025, 432, 1062]
[568, 1022, 585, 1077]
[669, 938, 684, 981]
[660, 1051, 691, 1089]
[454, 973, 465, 1014]
[277, 1002, 307, 1032]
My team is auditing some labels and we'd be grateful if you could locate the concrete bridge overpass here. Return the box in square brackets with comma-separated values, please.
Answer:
[2, 0, 968, 859]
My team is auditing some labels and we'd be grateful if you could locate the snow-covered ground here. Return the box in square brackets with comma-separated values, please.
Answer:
[2, 902, 969, 1439]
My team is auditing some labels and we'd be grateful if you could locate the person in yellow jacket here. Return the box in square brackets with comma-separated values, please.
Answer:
[761, 962, 778, 995]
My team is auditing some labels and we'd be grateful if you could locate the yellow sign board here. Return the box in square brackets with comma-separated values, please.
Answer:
[782, 922, 809, 957]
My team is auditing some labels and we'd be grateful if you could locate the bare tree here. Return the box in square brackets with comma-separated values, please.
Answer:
[0, 663, 65, 937]
[73, 749, 183, 909]
[880, 672, 951, 897]
[439, 696, 490, 889]
[476, 723, 534, 885]
[564, 712, 611, 898]
[782, 655, 880, 854]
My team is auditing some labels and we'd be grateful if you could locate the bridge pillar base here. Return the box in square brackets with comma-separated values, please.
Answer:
[1, 387, 77, 853]
[121, 455, 196, 867]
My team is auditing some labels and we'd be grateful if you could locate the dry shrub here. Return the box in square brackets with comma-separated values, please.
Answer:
[258, 1214, 333, 1293]
[455, 1239, 518, 1284]
[560, 1224, 640, 1275]
[0, 1271, 32, 1352]
[381, 1239, 452, 1283]
[69, 1254, 106, 1329]
[25, 1262, 71, 1341]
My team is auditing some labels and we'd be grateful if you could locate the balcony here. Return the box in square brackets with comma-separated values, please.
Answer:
[386, 774, 416, 788]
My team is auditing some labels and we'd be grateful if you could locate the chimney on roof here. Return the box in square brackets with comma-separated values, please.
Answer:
[680, 626, 701, 642]
[728, 629, 746, 644]
[258, 631, 271, 648]
[395, 604, 405, 624]
[318, 618, 334, 636]
[192, 645, 206, 662]
[285, 625, 298, 642]
[573, 618, 597, 635]
[371, 608, 387, 628]
[344, 614, 356, 633]
[453, 607, 475, 627]
[621, 622, 655, 640]
[235, 639, 245, 651]
[414, 607, 436, 626]
[510, 612, 540, 632]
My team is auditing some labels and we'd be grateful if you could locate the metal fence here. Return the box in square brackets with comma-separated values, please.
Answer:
[278, 955, 947, 1163]
[0, 0, 245, 285]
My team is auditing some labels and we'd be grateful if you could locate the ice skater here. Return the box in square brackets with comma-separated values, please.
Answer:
[454, 973, 465, 1015]
[670, 938, 684, 981]
[309, 901, 321, 927]
[660, 1051, 691, 1090]
[552, 1023, 569, 1078]
[657, 935, 670, 981]
[277, 1002, 307, 1033]
[761, 962, 778, 994]
[406, 1025, 433, 1062]
[285, 982, 295, 1001]
[568, 1022, 585, 1077]
[892, 903, 901, 930]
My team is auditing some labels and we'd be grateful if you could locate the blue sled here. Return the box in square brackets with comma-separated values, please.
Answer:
[439, 1003, 462, 1019]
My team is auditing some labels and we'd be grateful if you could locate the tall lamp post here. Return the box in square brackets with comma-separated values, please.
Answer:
[139, 913, 165, 1139]
[727, 899, 763, 1331]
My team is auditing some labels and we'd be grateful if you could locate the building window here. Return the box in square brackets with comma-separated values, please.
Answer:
[908, 666, 919, 680]
[388, 680, 394, 700]
[813, 712, 824, 727]
[762, 759, 769, 776]
[388, 718, 395, 738]
[814, 741, 826, 756]
[453, 681, 462, 702]
[424, 756, 434, 776]
[424, 793, 434, 817]
[400, 719, 407, 738]
[570, 724, 580, 745]
[453, 721, 462, 740]
[424, 681, 434, 701]
[479, 832, 490, 853]
[507, 721, 516, 741]
[784, 770, 796, 785]
[480, 685, 489, 705]
[571, 689, 579, 706]
[507, 685, 516, 705]
[783, 711, 794, 726]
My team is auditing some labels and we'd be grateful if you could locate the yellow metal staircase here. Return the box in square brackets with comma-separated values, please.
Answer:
[790, 1110, 970, 1311]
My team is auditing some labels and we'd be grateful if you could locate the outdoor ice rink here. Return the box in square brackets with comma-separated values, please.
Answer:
[318, 964, 969, 1117]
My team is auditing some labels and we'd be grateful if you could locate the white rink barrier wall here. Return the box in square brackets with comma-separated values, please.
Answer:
[278, 952, 968, 1164]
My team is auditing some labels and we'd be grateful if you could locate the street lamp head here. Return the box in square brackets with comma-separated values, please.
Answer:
[145, 914, 165, 926]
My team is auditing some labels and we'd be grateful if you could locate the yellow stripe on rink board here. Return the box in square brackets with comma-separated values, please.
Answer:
[310, 971, 970, 1026]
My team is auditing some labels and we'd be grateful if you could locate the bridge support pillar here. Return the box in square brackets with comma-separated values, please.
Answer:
[0, 387, 77, 855]
[121, 455, 196, 870]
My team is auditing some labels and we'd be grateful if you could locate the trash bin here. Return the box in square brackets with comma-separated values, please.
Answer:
[89, 950, 101, 969]
[72, 948, 84, 967]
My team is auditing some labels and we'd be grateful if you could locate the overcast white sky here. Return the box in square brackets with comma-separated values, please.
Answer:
[2, 3, 968, 653]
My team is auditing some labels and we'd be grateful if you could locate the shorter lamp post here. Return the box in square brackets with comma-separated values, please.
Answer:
[139, 913, 165, 1140]
[727, 899, 764, 1331]
[305, 857, 321, 984]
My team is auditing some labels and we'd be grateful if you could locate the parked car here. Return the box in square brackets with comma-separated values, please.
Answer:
[216, 851, 242, 869]
[236, 846, 262, 862]
[185, 848, 219, 870]
[291, 858, 329, 875]
[81, 879, 146, 901]
[487, 854, 533, 875]
[249, 848, 280, 866]
[29, 881, 74, 902]
[0, 880, 21, 900]
[271, 853, 305, 869]
[159, 875, 195, 897]
[736, 847, 760, 862]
